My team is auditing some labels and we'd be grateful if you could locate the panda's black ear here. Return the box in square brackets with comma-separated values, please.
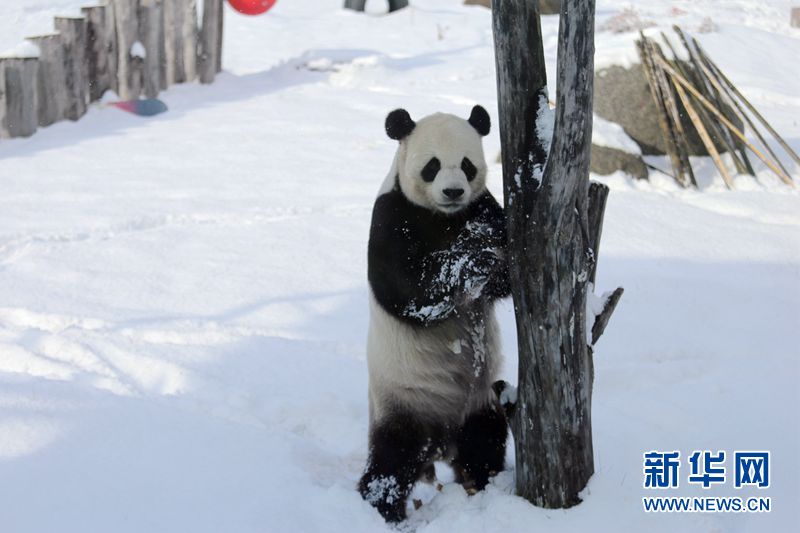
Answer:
[468, 105, 491, 136]
[385, 109, 416, 140]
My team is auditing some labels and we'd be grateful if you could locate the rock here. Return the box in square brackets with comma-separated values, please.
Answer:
[593, 62, 744, 157]
[590, 144, 649, 180]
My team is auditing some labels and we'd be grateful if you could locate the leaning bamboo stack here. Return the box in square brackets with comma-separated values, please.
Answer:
[0, 0, 223, 140]
[636, 26, 797, 189]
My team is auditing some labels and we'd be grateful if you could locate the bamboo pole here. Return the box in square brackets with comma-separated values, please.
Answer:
[693, 41, 800, 167]
[648, 40, 697, 187]
[665, 30, 749, 175]
[672, 80, 734, 189]
[672, 27, 752, 175]
[656, 56, 794, 186]
[636, 37, 689, 187]
[693, 43, 794, 183]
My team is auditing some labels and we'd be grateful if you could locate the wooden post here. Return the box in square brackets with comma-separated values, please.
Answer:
[0, 63, 6, 138]
[82, 3, 119, 102]
[493, 0, 620, 508]
[54, 17, 89, 121]
[164, 0, 198, 84]
[114, 0, 142, 100]
[0, 57, 39, 138]
[791, 7, 800, 28]
[138, 0, 167, 97]
[198, 0, 223, 84]
[28, 34, 68, 127]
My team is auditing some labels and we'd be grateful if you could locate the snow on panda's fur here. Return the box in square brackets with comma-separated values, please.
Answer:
[359, 105, 510, 522]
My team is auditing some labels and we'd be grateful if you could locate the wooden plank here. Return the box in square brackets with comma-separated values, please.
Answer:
[114, 0, 142, 100]
[55, 17, 89, 121]
[28, 34, 69, 127]
[198, 0, 223, 84]
[0, 57, 39, 138]
[138, 0, 166, 97]
[82, 3, 119, 101]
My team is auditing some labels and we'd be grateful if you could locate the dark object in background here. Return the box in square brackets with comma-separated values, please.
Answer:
[464, 0, 561, 15]
[344, 0, 408, 13]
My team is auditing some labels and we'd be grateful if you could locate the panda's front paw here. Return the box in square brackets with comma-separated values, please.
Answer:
[461, 249, 503, 299]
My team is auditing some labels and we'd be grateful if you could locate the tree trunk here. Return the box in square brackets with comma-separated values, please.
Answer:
[493, 0, 613, 508]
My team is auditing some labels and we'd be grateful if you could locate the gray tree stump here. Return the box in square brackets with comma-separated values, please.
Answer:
[28, 34, 69, 126]
[82, 3, 119, 102]
[493, 0, 620, 508]
[0, 57, 39, 138]
[198, 0, 223, 84]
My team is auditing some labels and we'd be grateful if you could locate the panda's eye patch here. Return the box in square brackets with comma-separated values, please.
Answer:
[421, 157, 441, 182]
[461, 157, 477, 181]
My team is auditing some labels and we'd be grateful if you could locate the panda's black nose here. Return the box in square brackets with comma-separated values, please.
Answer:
[443, 188, 464, 199]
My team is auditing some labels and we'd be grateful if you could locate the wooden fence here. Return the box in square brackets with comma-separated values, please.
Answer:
[0, 0, 224, 139]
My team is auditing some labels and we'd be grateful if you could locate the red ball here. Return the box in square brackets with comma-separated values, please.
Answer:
[227, 0, 276, 16]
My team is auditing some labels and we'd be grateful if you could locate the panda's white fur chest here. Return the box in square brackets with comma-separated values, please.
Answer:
[366, 289, 501, 427]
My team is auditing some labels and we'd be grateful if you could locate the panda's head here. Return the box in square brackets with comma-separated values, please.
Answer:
[385, 105, 490, 215]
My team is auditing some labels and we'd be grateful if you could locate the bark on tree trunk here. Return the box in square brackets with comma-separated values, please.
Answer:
[493, 0, 619, 509]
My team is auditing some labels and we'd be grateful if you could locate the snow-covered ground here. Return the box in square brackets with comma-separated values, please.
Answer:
[1, 1, 799, 531]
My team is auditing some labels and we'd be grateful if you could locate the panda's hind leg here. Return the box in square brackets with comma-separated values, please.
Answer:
[452, 402, 507, 492]
[358, 412, 437, 522]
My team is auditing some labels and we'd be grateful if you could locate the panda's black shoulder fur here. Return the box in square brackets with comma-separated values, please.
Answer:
[368, 178, 510, 327]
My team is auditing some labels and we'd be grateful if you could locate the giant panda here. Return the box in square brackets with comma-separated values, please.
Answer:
[359, 105, 510, 522]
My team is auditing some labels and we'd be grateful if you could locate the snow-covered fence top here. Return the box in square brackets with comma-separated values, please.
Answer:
[0, 0, 224, 139]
